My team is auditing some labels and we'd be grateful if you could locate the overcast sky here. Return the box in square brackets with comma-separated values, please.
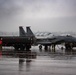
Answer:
[0, 0, 76, 32]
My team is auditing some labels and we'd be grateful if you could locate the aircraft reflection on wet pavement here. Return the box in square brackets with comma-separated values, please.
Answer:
[1, 48, 76, 59]
[1, 49, 37, 58]
[1, 50, 37, 71]
[1, 48, 76, 75]
[18, 51, 36, 71]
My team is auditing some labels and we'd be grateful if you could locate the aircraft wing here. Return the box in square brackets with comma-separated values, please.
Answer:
[36, 41, 52, 45]
[36, 36, 76, 45]
[51, 36, 76, 44]
[61, 36, 76, 43]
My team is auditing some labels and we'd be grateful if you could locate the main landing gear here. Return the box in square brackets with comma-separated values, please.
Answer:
[14, 44, 31, 51]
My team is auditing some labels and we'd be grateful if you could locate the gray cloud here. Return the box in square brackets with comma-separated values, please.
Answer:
[0, 0, 76, 18]
[0, 0, 76, 32]
[0, 0, 23, 18]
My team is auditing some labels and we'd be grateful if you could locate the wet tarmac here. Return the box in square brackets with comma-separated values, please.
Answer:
[0, 46, 76, 75]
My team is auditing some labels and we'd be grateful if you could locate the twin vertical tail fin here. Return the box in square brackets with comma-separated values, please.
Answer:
[19, 26, 35, 38]
[19, 26, 36, 44]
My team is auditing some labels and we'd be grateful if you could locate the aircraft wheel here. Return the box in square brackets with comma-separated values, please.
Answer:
[39, 45, 42, 50]
[26, 45, 31, 51]
[14, 46, 19, 51]
[20, 46, 25, 50]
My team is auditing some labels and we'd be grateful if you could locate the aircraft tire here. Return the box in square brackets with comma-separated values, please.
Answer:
[26, 45, 31, 51]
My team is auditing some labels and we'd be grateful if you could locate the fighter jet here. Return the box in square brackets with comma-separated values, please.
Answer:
[19, 27, 76, 50]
